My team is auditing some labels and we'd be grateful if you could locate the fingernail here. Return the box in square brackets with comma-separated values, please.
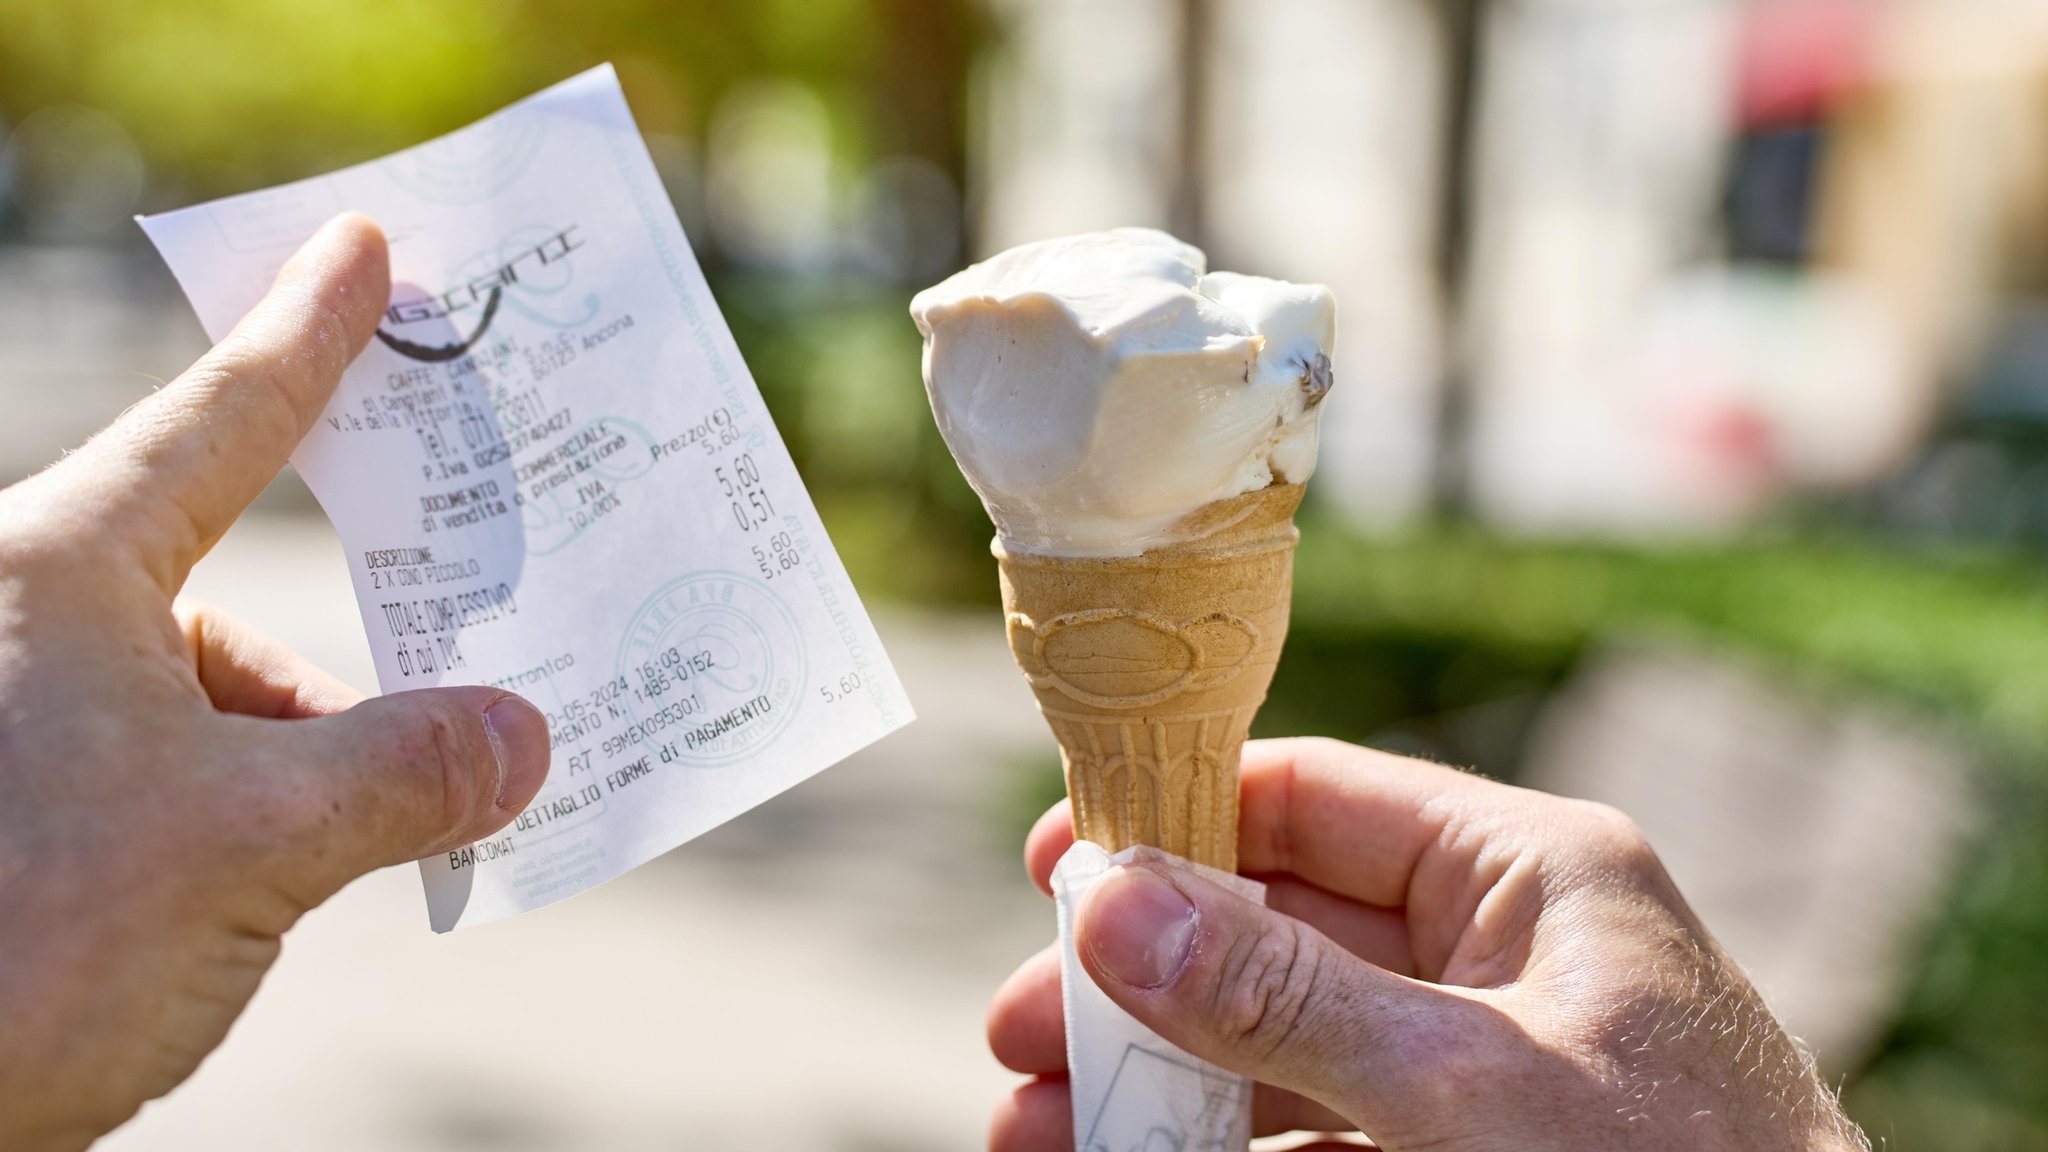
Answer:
[482, 696, 551, 809]
[1085, 865, 1198, 989]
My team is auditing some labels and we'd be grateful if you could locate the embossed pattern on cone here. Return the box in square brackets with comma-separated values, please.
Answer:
[995, 484, 1302, 871]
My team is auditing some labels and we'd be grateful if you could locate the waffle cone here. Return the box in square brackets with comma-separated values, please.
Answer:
[995, 483, 1302, 871]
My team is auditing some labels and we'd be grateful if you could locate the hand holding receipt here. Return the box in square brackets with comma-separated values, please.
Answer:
[141, 65, 913, 931]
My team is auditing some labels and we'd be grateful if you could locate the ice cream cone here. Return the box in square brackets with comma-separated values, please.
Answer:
[995, 483, 1303, 872]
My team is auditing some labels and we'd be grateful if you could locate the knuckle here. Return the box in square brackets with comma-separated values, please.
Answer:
[178, 348, 253, 421]
[389, 703, 488, 833]
[1211, 919, 1324, 1062]
[1569, 799, 1655, 862]
[178, 353, 241, 395]
[1555, 800, 1680, 902]
[192, 332, 310, 444]
[251, 359, 320, 445]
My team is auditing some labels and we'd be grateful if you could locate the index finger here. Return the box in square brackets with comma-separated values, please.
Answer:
[1235, 737, 1490, 907]
[1023, 737, 1501, 908]
[60, 212, 388, 592]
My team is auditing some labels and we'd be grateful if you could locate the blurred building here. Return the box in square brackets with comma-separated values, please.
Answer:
[976, 0, 2048, 543]
[1464, 0, 1773, 533]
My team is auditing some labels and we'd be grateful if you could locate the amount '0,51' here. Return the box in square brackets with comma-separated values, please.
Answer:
[715, 453, 775, 531]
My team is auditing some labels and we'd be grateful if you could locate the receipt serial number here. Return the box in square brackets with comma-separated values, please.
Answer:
[541, 645, 718, 753]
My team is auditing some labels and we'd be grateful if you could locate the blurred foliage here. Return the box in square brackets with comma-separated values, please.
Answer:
[1, 0, 526, 196]
[1283, 526, 2048, 764]
[1849, 807, 2048, 1150]
[0, 0, 977, 213]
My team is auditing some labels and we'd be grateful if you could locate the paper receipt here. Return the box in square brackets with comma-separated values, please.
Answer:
[1053, 842, 1260, 1152]
[139, 65, 914, 931]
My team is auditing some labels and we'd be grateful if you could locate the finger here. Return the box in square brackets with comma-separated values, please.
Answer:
[989, 1077, 1071, 1152]
[1024, 798, 1074, 896]
[1261, 877, 1414, 977]
[1236, 737, 1513, 907]
[1242, 739, 1561, 980]
[1074, 850, 1526, 1133]
[1030, 738, 1513, 983]
[176, 599, 361, 719]
[261, 686, 550, 905]
[1031, 738, 1515, 912]
[67, 212, 388, 591]
[989, 944, 1064, 1074]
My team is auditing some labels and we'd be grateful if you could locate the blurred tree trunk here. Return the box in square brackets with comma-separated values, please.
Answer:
[1173, 0, 1214, 249]
[872, 0, 980, 178]
[1434, 0, 1487, 517]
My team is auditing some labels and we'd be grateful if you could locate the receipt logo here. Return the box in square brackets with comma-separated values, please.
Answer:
[376, 225, 584, 362]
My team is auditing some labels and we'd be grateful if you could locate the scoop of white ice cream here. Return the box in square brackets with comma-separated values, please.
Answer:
[910, 228, 1335, 557]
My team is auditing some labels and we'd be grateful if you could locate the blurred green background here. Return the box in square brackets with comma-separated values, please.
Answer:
[5, 0, 2048, 1147]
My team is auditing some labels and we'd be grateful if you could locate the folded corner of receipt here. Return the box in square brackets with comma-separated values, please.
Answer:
[138, 64, 914, 931]
[1054, 842, 1260, 1152]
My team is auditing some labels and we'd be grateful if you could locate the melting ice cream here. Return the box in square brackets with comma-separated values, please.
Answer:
[911, 228, 1335, 557]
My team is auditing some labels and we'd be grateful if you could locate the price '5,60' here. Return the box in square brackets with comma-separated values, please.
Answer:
[819, 671, 863, 704]
[752, 532, 801, 580]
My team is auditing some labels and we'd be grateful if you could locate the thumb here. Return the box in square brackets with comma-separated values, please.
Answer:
[1075, 854, 1520, 1135]
[270, 687, 550, 902]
